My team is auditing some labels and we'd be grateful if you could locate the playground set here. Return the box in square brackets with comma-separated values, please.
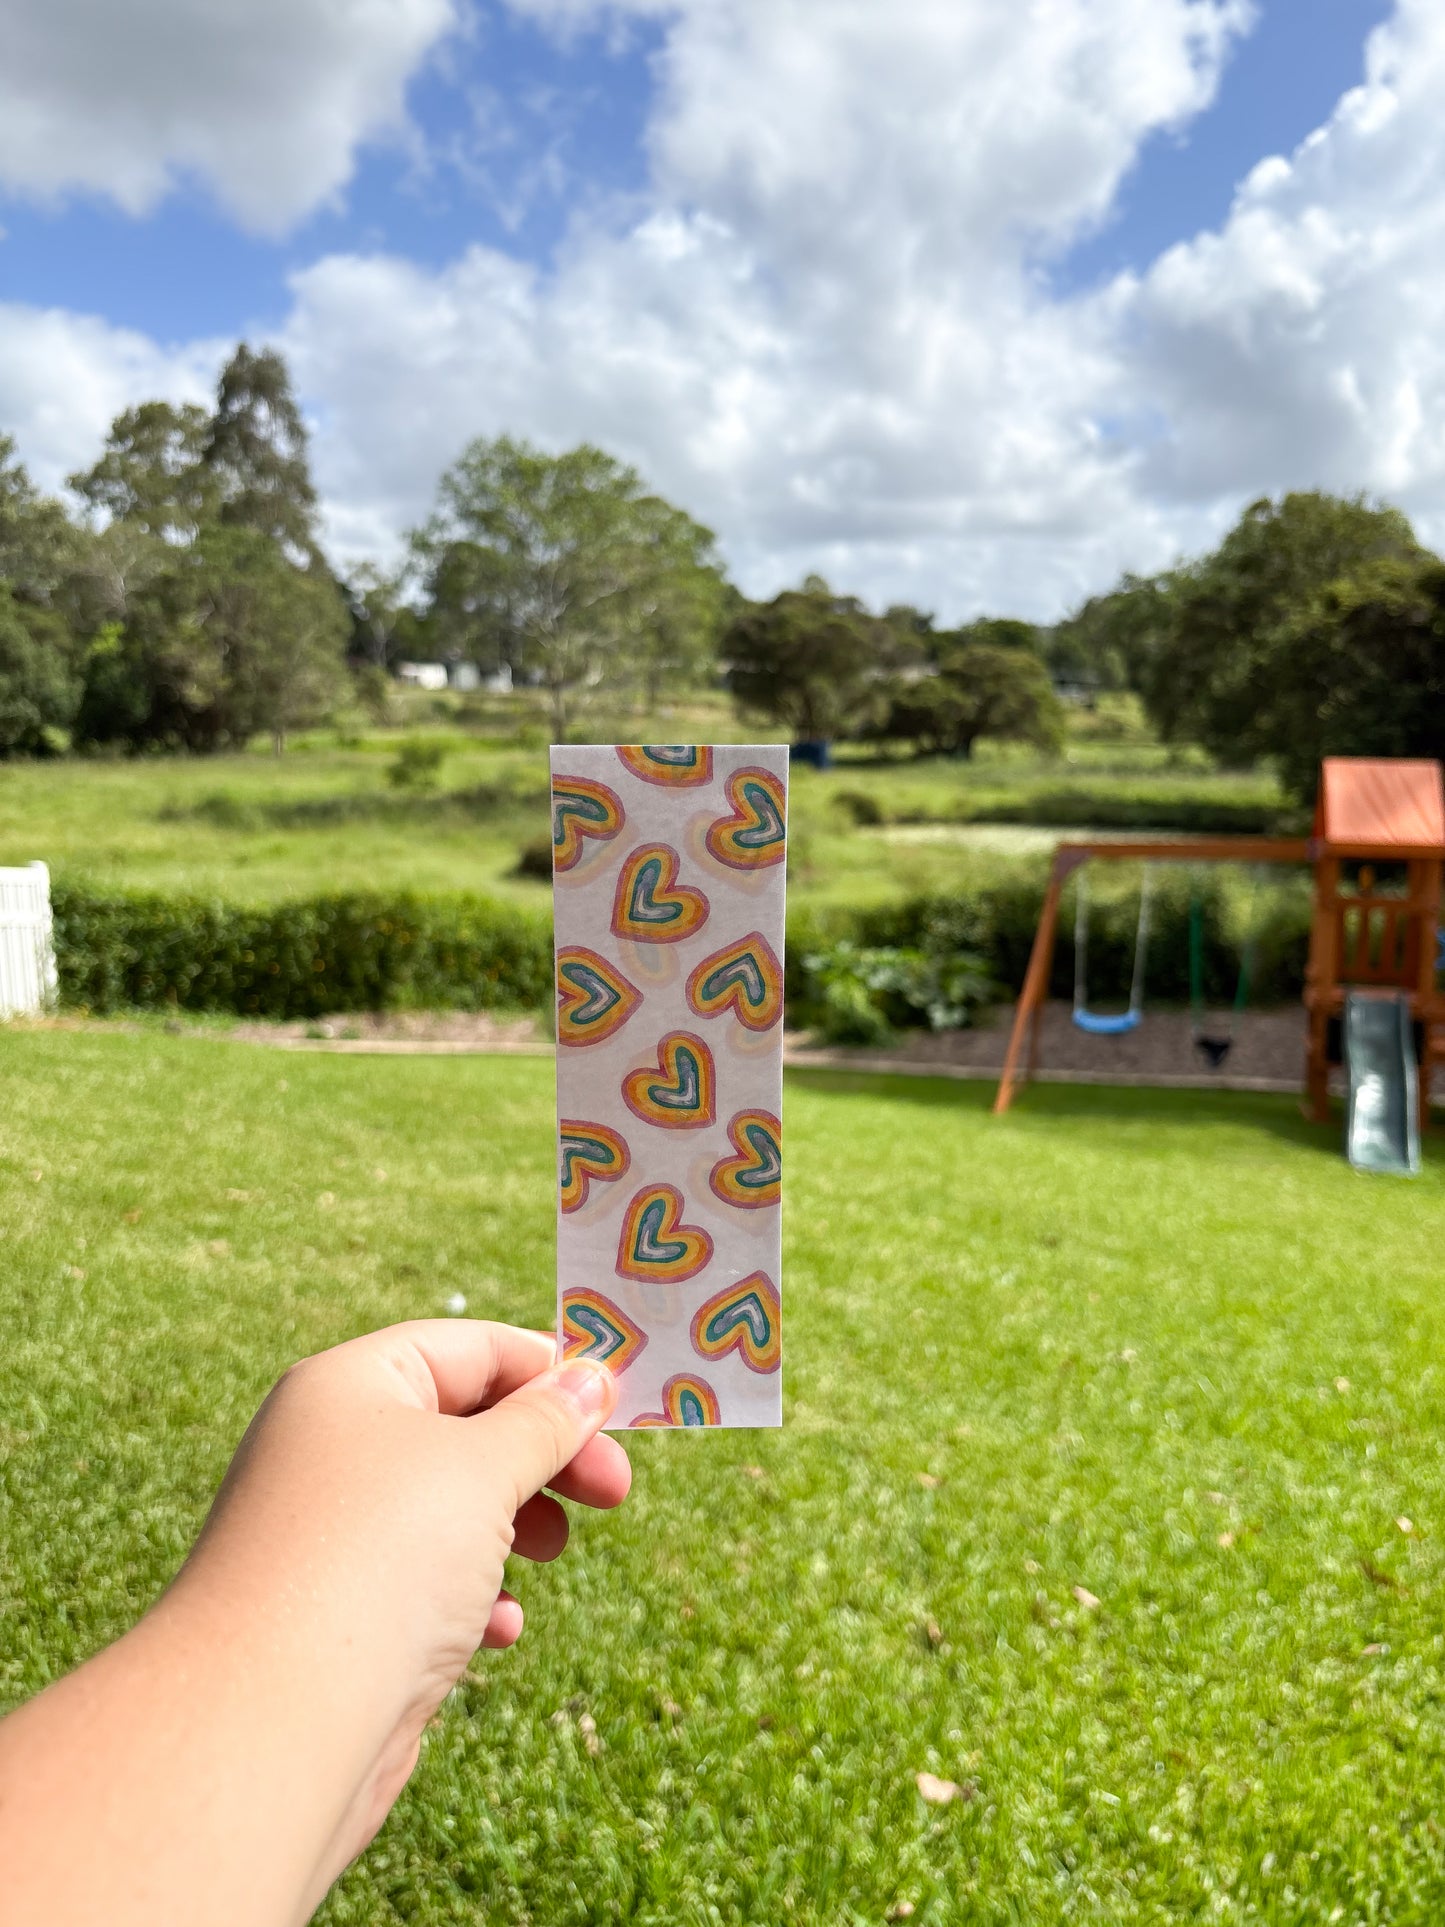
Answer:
[993, 757, 1445, 1175]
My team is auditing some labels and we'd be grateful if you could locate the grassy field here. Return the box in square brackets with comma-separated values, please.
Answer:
[0, 696, 1288, 913]
[5, 1031, 1445, 1921]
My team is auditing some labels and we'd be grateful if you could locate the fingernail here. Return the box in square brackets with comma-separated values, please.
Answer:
[555, 1358, 617, 1418]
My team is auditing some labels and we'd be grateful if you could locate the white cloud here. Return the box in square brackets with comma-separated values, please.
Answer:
[10, 0, 1445, 618]
[0, 0, 456, 233]
[0, 304, 223, 490]
[286, 0, 1255, 616]
[1103, 0, 1445, 557]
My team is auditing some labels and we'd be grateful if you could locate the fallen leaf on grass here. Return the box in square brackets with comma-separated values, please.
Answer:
[1335, 1377, 1351, 1393]
[915, 1771, 963, 1805]
[741, 1465, 765, 1480]
[1362, 1643, 1389, 1656]
[887, 1904, 916, 1921]
[924, 1619, 944, 1648]
[1218, 1531, 1235, 1549]
[121, 1208, 142, 1224]
[1361, 1559, 1403, 1591]
[1073, 1585, 1101, 1610]
[1396, 1516, 1415, 1535]
[917, 1472, 941, 1489]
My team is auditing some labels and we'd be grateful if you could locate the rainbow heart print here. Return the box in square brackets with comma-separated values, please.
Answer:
[551, 744, 787, 1429]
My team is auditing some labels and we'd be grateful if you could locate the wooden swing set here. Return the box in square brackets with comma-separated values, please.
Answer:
[992, 758, 1445, 1129]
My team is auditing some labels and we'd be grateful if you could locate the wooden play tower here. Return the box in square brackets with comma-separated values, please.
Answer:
[992, 757, 1445, 1130]
[1302, 758, 1445, 1125]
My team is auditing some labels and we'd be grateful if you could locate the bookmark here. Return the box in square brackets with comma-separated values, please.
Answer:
[552, 745, 787, 1428]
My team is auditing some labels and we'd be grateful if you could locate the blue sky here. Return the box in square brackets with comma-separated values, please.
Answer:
[1, 1, 1389, 338]
[0, 0, 1437, 620]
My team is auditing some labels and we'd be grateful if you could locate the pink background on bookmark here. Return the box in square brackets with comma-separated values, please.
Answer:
[552, 744, 786, 1430]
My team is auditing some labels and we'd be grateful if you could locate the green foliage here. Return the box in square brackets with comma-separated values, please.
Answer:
[787, 869, 1312, 1021]
[1135, 492, 1425, 775]
[51, 884, 553, 1019]
[0, 434, 81, 602]
[202, 343, 322, 560]
[68, 400, 215, 541]
[1263, 554, 1445, 802]
[0, 586, 80, 756]
[724, 579, 887, 744]
[877, 641, 1065, 760]
[801, 939, 994, 1045]
[8, 1039, 1445, 1922]
[413, 436, 725, 737]
[75, 525, 348, 752]
[387, 738, 450, 792]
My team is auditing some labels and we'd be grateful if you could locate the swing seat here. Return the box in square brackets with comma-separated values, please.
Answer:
[1072, 1009, 1142, 1037]
[1194, 1032, 1233, 1069]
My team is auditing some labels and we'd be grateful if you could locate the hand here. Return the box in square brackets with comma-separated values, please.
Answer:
[0, 1321, 631, 1927]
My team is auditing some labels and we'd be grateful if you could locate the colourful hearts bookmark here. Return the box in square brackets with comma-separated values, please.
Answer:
[552, 744, 788, 1429]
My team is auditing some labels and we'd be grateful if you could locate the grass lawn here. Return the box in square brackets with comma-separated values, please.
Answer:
[0, 697, 1287, 914]
[6, 1033, 1444, 1922]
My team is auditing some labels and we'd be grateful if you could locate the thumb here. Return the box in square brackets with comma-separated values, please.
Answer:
[471, 1357, 620, 1510]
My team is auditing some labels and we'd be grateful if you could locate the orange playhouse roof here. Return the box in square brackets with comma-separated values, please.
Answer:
[1315, 757, 1445, 854]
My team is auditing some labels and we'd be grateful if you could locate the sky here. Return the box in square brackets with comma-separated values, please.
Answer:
[0, 0, 1436, 624]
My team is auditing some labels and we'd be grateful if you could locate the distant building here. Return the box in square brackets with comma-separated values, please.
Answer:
[448, 661, 481, 692]
[396, 661, 449, 691]
[481, 665, 514, 695]
[1052, 674, 1100, 708]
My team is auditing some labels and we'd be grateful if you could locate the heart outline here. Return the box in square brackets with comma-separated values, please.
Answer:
[708, 1108, 782, 1208]
[552, 775, 625, 872]
[556, 947, 642, 1048]
[611, 843, 710, 945]
[616, 745, 714, 788]
[622, 1031, 717, 1131]
[559, 1119, 632, 1212]
[615, 1182, 714, 1284]
[632, 1372, 723, 1427]
[690, 1272, 781, 1374]
[560, 1289, 649, 1374]
[705, 767, 787, 871]
[685, 932, 784, 1031]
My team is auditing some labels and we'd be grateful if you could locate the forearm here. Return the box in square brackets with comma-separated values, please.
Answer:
[0, 1580, 395, 1927]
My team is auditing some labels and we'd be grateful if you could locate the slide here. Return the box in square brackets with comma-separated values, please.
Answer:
[1344, 991, 1421, 1177]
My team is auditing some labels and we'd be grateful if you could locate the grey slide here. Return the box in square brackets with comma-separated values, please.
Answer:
[1344, 991, 1421, 1177]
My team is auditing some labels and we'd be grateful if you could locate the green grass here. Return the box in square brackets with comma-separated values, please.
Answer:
[5, 1031, 1445, 1921]
[0, 696, 1288, 915]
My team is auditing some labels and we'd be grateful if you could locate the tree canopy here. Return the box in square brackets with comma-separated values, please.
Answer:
[413, 436, 724, 736]
[723, 580, 888, 745]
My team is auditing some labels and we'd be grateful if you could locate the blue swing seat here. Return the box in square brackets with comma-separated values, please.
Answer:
[1072, 1008, 1143, 1037]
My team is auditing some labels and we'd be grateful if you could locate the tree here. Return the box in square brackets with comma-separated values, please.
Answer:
[69, 401, 214, 541]
[1255, 555, 1445, 802]
[879, 641, 1064, 759]
[723, 580, 887, 747]
[413, 437, 723, 738]
[0, 587, 79, 757]
[0, 436, 80, 603]
[201, 345, 321, 560]
[1137, 492, 1423, 762]
[1045, 576, 1169, 692]
[75, 527, 347, 753]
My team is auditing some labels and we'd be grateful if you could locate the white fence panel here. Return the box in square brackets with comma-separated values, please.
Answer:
[0, 862, 58, 1018]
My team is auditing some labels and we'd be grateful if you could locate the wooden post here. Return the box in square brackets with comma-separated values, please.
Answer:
[993, 850, 1075, 1115]
[1303, 856, 1338, 1123]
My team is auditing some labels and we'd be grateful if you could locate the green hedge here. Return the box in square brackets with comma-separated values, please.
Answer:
[52, 885, 553, 1019]
[784, 869, 1313, 1023]
[51, 871, 1313, 1024]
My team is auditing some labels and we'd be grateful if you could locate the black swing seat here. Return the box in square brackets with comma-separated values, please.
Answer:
[1193, 1032, 1233, 1069]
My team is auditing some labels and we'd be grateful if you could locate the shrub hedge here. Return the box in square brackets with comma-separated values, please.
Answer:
[51, 869, 1313, 1024]
[52, 884, 553, 1019]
